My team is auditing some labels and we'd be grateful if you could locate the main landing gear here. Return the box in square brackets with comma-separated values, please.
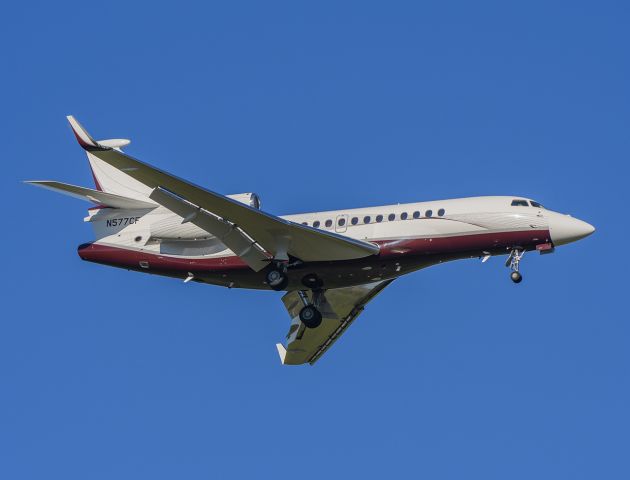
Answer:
[506, 248, 524, 284]
[266, 263, 323, 328]
[297, 290, 323, 329]
[265, 265, 289, 291]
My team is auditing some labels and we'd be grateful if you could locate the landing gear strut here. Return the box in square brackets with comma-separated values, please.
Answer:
[297, 290, 323, 329]
[266, 264, 288, 291]
[506, 248, 524, 284]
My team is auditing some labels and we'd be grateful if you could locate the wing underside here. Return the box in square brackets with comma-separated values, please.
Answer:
[278, 280, 394, 365]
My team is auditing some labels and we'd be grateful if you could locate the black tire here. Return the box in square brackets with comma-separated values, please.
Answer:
[510, 271, 523, 284]
[299, 305, 322, 329]
[266, 269, 288, 291]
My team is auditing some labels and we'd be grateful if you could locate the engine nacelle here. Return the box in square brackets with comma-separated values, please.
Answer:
[148, 192, 262, 242]
[226, 192, 261, 210]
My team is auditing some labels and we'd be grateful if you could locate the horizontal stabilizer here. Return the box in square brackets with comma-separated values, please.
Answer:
[25, 180, 157, 210]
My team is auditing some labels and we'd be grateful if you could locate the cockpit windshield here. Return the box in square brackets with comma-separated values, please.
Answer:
[511, 199, 546, 208]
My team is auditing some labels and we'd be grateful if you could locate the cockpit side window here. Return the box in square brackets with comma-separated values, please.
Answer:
[530, 201, 545, 208]
[511, 199, 529, 207]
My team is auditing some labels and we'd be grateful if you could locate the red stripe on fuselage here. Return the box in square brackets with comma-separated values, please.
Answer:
[78, 229, 551, 274]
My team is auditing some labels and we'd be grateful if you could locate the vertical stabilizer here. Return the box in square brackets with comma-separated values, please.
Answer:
[67, 115, 153, 201]
[86, 151, 153, 200]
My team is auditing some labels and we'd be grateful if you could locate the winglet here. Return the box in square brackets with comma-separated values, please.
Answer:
[275, 343, 287, 365]
[66, 115, 107, 151]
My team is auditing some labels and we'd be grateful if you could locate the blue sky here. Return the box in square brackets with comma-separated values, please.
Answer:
[1, 1, 628, 478]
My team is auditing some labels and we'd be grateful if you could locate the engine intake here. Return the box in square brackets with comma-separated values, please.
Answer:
[226, 192, 261, 210]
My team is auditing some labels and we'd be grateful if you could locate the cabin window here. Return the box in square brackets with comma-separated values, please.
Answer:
[511, 199, 529, 207]
[325, 219, 333, 227]
[313, 220, 320, 228]
[338, 218, 346, 226]
[351, 217, 359, 225]
[413, 211, 421, 219]
[530, 201, 545, 208]
[301, 222, 308, 226]
[376, 214, 383, 223]
[388, 213, 395, 221]
[426, 210, 433, 217]
[401, 212, 408, 220]
[438, 209, 445, 216]
[364, 216, 371, 224]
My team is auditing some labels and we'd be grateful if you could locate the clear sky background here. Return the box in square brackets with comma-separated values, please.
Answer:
[1, 1, 628, 479]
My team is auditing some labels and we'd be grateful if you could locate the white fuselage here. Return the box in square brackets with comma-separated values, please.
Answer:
[77, 194, 594, 291]
[85, 195, 593, 258]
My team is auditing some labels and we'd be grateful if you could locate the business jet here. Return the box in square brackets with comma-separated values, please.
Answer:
[26, 116, 595, 365]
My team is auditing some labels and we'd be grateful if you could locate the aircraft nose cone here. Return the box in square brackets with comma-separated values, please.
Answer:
[549, 216, 595, 246]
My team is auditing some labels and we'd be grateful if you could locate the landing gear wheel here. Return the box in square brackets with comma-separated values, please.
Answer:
[506, 249, 525, 284]
[299, 305, 322, 329]
[266, 269, 288, 291]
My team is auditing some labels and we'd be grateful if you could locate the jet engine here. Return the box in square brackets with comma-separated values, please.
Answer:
[226, 192, 261, 210]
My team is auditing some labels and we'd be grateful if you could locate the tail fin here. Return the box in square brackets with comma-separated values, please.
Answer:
[67, 115, 152, 201]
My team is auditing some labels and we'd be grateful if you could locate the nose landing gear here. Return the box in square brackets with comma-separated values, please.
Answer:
[506, 248, 524, 284]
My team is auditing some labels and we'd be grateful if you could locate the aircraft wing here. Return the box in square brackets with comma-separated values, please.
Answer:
[67, 116, 380, 270]
[277, 280, 394, 365]
[25, 180, 157, 210]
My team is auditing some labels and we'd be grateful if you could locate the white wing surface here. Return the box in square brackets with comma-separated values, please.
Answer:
[67, 116, 380, 268]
